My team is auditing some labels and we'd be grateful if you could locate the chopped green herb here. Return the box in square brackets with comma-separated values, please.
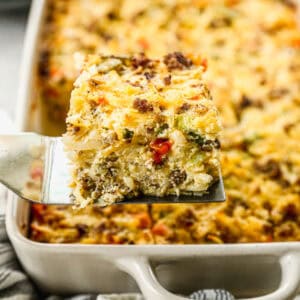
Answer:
[187, 131, 205, 145]
[187, 132, 220, 151]
[156, 123, 169, 134]
[159, 210, 168, 218]
[243, 132, 261, 146]
[123, 128, 134, 140]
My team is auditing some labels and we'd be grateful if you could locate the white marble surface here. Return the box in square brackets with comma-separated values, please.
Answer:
[0, 8, 29, 120]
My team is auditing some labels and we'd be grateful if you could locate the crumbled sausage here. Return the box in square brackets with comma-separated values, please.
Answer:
[254, 159, 281, 179]
[72, 126, 80, 134]
[236, 95, 262, 119]
[99, 30, 113, 41]
[67, 123, 81, 134]
[280, 0, 296, 9]
[163, 74, 172, 85]
[194, 104, 209, 114]
[170, 169, 187, 185]
[45, 6, 55, 22]
[126, 80, 142, 87]
[163, 52, 193, 71]
[133, 98, 153, 112]
[176, 103, 191, 113]
[107, 11, 119, 20]
[201, 139, 221, 151]
[282, 203, 298, 221]
[76, 224, 89, 236]
[144, 71, 155, 80]
[238, 95, 262, 110]
[88, 79, 102, 87]
[277, 223, 294, 238]
[260, 78, 267, 85]
[209, 17, 233, 28]
[268, 88, 289, 100]
[239, 95, 253, 109]
[131, 53, 152, 69]
[290, 64, 300, 71]
[39, 50, 50, 78]
[283, 123, 295, 133]
[263, 223, 274, 235]
[80, 176, 96, 191]
[176, 209, 196, 227]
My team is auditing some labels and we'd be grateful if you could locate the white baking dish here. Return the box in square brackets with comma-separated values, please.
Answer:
[6, 0, 300, 299]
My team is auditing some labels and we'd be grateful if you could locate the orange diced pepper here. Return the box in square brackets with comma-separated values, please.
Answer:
[98, 96, 107, 105]
[138, 37, 150, 50]
[137, 212, 152, 229]
[201, 58, 208, 72]
[152, 223, 170, 236]
[31, 204, 47, 220]
[50, 67, 63, 79]
[291, 38, 300, 48]
[190, 95, 200, 100]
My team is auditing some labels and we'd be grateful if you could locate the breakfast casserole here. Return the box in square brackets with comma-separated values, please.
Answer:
[63, 53, 221, 207]
[31, 0, 300, 243]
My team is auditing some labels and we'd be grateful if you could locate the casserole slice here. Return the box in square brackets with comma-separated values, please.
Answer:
[64, 53, 222, 207]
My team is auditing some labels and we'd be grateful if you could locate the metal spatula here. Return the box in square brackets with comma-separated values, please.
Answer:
[0, 133, 225, 205]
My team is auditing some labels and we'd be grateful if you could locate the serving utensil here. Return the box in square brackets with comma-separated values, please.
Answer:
[0, 133, 225, 205]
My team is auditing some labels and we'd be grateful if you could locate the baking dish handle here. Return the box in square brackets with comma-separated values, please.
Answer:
[116, 253, 300, 300]
[116, 256, 187, 300]
[241, 253, 300, 300]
